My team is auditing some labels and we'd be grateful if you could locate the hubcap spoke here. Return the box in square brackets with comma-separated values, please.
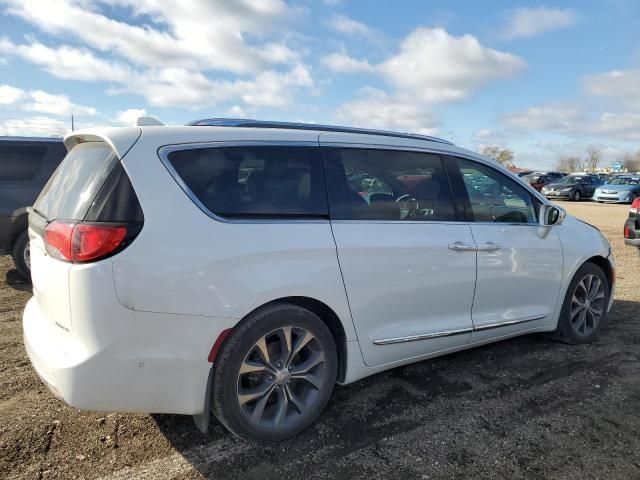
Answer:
[239, 359, 270, 375]
[250, 386, 275, 423]
[238, 379, 276, 406]
[285, 385, 306, 414]
[291, 372, 323, 390]
[290, 331, 314, 363]
[254, 337, 273, 368]
[278, 327, 293, 365]
[272, 388, 288, 427]
[290, 350, 324, 375]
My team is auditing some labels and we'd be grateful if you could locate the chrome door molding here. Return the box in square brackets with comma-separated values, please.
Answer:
[373, 314, 546, 345]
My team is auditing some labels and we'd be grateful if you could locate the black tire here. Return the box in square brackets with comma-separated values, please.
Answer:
[550, 263, 610, 344]
[572, 190, 581, 201]
[11, 231, 31, 281]
[211, 303, 337, 443]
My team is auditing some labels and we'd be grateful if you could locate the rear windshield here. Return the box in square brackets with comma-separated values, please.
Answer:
[35, 142, 117, 220]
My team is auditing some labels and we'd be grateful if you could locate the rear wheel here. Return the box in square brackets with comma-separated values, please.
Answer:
[211, 303, 337, 443]
[11, 231, 31, 280]
[572, 190, 581, 201]
[551, 263, 609, 344]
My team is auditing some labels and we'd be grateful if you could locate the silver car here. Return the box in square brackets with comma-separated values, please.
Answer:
[593, 176, 640, 203]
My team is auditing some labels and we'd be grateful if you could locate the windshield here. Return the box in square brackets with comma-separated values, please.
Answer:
[609, 177, 640, 185]
[34, 142, 118, 220]
[556, 175, 583, 184]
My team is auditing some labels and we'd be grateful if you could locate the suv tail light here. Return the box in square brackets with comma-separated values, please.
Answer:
[44, 221, 138, 263]
[631, 197, 640, 210]
[624, 223, 631, 238]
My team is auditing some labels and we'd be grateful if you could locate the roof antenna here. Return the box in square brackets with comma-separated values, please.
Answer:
[136, 116, 165, 126]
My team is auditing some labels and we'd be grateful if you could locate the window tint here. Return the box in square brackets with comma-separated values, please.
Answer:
[0, 144, 46, 181]
[457, 158, 537, 224]
[325, 148, 456, 221]
[35, 142, 118, 220]
[167, 146, 327, 218]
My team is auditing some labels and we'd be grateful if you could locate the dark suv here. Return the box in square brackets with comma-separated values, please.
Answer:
[0, 137, 66, 278]
[541, 174, 601, 201]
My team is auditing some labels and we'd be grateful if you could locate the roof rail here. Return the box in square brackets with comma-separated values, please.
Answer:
[186, 118, 453, 145]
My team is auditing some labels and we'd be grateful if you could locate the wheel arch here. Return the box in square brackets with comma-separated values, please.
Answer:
[585, 255, 614, 291]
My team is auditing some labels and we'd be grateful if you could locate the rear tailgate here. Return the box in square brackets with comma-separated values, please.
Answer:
[27, 130, 140, 333]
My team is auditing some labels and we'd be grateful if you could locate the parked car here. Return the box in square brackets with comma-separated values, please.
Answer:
[541, 174, 601, 201]
[593, 175, 640, 203]
[0, 137, 66, 278]
[545, 171, 566, 180]
[523, 173, 554, 192]
[24, 119, 615, 443]
[624, 197, 640, 248]
[516, 170, 534, 177]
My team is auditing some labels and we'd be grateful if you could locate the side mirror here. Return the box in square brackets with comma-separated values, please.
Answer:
[540, 204, 565, 226]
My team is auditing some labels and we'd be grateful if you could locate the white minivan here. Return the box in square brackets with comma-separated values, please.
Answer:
[24, 119, 615, 442]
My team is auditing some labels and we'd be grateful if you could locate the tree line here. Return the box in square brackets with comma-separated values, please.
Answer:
[480, 145, 640, 173]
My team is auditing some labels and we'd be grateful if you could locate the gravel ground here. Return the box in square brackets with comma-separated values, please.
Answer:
[1, 201, 639, 480]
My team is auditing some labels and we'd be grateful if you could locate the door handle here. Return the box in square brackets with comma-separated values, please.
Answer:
[448, 241, 476, 252]
[476, 242, 502, 252]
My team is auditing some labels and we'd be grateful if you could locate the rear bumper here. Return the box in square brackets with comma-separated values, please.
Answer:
[23, 295, 238, 415]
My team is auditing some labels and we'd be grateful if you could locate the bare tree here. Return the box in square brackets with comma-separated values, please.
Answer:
[555, 155, 581, 173]
[585, 146, 602, 172]
[620, 151, 640, 173]
[481, 146, 514, 168]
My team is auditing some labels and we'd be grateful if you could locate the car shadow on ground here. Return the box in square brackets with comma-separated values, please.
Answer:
[153, 299, 640, 479]
[5, 267, 32, 292]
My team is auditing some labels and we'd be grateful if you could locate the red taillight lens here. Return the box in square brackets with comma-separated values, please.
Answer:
[632, 197, 640, 210]
[44, 221, 129, 263]
[72, 224, 127, 263]
[44, 221, 75, 261]
[624, 224, 631, 238]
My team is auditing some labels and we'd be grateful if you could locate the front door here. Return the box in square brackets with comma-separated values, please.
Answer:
[454, 157, 564, 341]
[322, 146, 477, 367]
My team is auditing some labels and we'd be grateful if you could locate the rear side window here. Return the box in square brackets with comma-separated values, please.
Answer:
[0, 144, 46, 181]
[166, 146, 328, 219]
[324, 148, 457, 221]
[35, 142, 118, 220]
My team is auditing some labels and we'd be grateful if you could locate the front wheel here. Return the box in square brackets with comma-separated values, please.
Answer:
[572, 190, 581, 201]
[211, 303, 337, 443]
[551, 263, 610, 344]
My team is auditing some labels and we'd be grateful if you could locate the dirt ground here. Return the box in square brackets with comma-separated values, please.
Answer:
[1, 201, 639, 480]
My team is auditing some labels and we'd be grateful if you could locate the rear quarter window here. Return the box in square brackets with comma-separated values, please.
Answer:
[35, 142, 118, 220]
[0, 144, 46, 181]
[165, 145, 328, 219]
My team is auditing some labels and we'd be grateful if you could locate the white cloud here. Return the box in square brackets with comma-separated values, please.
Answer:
[116, 108, 147, 125]
[0, 83, 97, 116]
[502, 102, 640, 141]
[379, 28, 525, 103]
[226, 105, 248, 118]
[327, 14, 375, 38]
[0, 84, 25, 104]
[336, 87, 440, 135]
[584, 68, 640, 107]
[2, 0, 299, 74]
[0, 116, 68, 137]
[502, 7, 577, 39]
[321, 52, 374, 73]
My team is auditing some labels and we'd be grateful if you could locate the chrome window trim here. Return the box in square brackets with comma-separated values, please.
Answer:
[157, 141, 330, 225]
[372, 314, 547, 345]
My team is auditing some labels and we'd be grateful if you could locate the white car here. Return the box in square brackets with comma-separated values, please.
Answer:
[24, 119, 615, 443]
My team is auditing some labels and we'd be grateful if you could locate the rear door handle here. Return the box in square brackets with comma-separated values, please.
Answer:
[476, 242, 502, 252]
[448, 241, 476, 252]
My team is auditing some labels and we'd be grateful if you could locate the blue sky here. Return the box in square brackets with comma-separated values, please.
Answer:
[0, 0, 639, 169]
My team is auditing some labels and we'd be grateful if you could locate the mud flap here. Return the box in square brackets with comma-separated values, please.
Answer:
[192, 367, 213, 434]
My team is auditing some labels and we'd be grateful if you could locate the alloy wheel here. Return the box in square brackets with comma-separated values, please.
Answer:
[570, 274, 605, 336]
[236, 326, 326, 429]
[23, 241, 31, 270]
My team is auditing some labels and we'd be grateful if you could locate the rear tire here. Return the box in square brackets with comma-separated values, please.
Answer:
[550, 263, 610, 344]
[572, 190, 581, 201]
[211, 303, 337, 443]
[11, 231, 31, 281]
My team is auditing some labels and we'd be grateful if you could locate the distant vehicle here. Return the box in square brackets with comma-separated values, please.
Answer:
[0, 137, 66, 278]
[23, 119, 614, 443]
[516, 170, 534, 177]
[541, 174, 601, 201]
[593, 176, 640, 204]
[624, 197, 640, 249]
[545, 171, 566, 179]
[524, 173, 554, 192]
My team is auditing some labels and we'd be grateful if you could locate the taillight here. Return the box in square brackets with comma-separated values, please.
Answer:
[624, 224, 631, 238]
[632, 197, 640, 210]
[44, 221, 135, 263]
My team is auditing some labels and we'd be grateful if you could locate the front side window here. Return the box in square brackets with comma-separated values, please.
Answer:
[325, 148, 456, 221]
[166, 146, 327, 219]
[457, 158, 537, 224]
[0, 145, 46, 181]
